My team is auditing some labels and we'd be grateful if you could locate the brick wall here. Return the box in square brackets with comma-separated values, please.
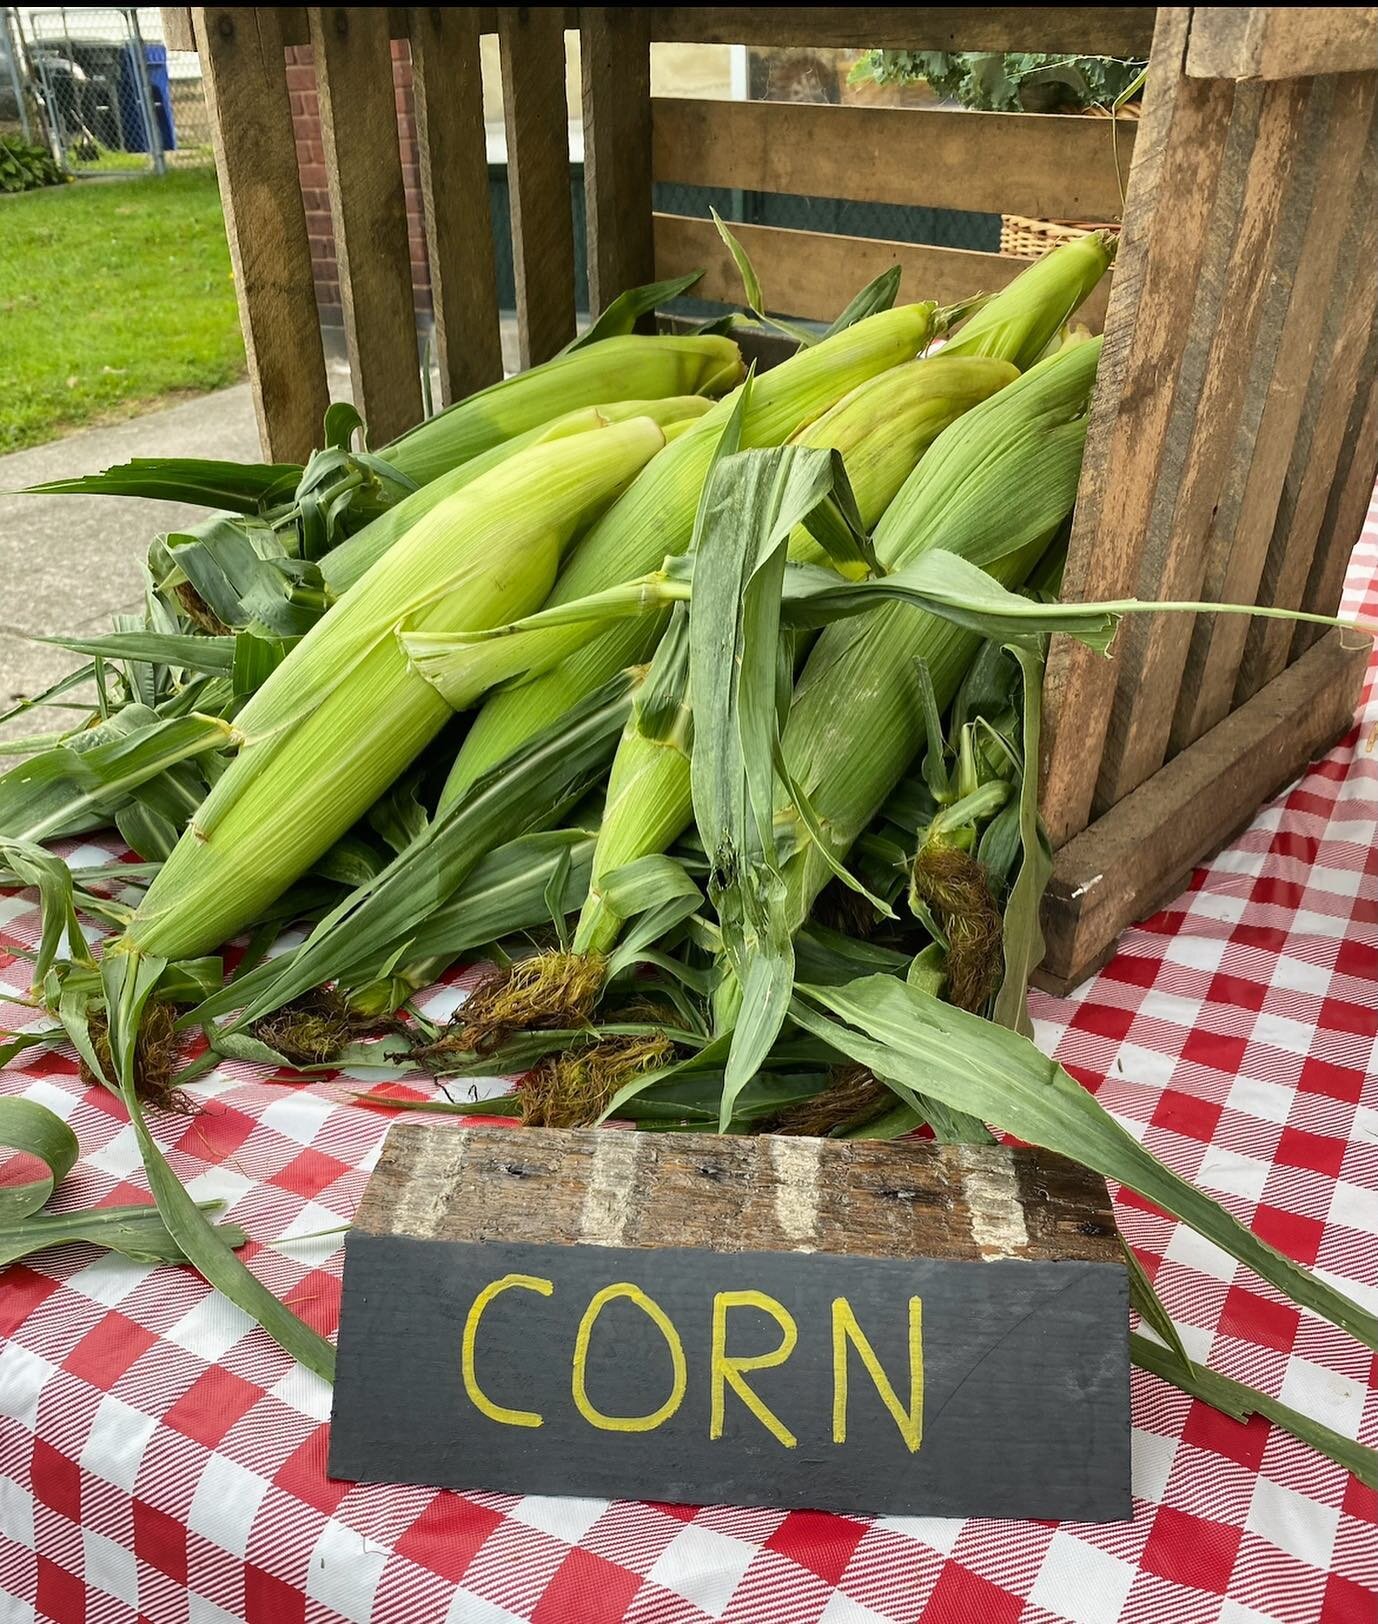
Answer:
[285, 40, 431, 329]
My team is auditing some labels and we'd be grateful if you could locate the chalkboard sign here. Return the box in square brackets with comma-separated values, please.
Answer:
[330, 1125, 1130, 1521]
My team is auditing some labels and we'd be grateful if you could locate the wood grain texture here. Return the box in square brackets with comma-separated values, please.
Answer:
[645, 7, 1157, 55]
[1240, 91, 1378, 683]
[1187, 7, 1378, 81]
[160, 7, 195, 49]
[410, 6, 503, 407]
[653, 99, 1137, 223]
[499, 6, 577, 366]
[1170, 75, 1370, 750]
[654, 213, 1112, 330]
[191, 8, 329, 463]
[1038, 629, 1368, 992]
[582, 9, 655, 317]
[310, 6, 423, 445]
[1041, 8, 1229, 847]
[1091, 76, 1310, 808]
[355, 1124, 1122, 1263]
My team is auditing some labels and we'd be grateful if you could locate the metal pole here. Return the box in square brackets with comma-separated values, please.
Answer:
[1, 10, 32, 141]
[127, 6, 164, 175]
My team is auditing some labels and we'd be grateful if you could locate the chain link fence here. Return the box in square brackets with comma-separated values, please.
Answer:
[3, 6, 212, 175]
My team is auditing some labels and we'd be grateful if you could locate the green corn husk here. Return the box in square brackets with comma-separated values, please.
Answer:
[942, 230, 1116, 369]
[381, 334, 743, 486]
[123, 418, 667, 962]
[436, 301, 945, 807]
[322, 396, 713, 597]
[572, 353, 1019, 958]
[775, 336, 1103, 926]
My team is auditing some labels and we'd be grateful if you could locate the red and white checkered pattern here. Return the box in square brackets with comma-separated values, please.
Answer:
[2, 493, 1375, 1624]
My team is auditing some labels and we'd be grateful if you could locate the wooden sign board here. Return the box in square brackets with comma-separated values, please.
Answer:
[330, 1125, 1131, 1521]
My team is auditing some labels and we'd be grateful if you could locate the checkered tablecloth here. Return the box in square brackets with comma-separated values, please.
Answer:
[1, 494, 1375, 1624]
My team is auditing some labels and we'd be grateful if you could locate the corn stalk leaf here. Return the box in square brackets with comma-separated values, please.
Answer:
[1131, 1334, 1376, 1489]
[820, 266, 902, 340]
[0, 1094, 246, 1268]
[793, 975, 1378, 1350]
[0, 836, 94, 984]
[566, 272, 704, 351]
[98, 949, 336, 1381]
[21, 457, 301, 513]
[992, 642, 1052, 1035]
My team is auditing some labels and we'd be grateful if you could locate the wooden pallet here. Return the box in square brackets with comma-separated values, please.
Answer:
[165, 5, 1378, 988]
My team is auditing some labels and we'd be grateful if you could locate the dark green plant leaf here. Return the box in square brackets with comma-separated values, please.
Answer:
[21, 458, 301, 513]
[567, 273, 705, 350]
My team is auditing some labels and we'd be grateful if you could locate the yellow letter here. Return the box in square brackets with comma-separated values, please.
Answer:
[572, 1283, 687, 1433]
[831, 1295, 923, 1452]
[710, 1290, 798, 1449]
[461, 1273, 553, 1428]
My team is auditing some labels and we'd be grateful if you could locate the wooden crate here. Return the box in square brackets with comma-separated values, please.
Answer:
[166, 6, 1378, 990]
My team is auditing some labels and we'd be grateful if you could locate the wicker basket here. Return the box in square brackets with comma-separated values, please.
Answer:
[1000, 215, 1100, 259]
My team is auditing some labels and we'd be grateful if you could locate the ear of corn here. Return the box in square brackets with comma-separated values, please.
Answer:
[775, 337, 1103, 928]
[124, 418, 667, 961]
[381, 333, 743, 485]
[941, 230, 1116, 370]
[322, 396, 713, 597]
[438, 301, 944, 807]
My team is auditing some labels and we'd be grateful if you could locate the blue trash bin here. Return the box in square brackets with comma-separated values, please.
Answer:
[118, 41, 176, 152]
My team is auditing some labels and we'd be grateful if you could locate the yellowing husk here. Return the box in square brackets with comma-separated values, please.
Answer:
[381, 334, 742, 485]
[125, 418, 667, 961]
[322, 395, 713, 597]
[438, 301, 944, 807]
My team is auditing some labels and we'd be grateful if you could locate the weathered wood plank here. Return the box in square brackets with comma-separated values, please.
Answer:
[330, 1125, 1130, 1520]
[654, 213, 1112, 330]
[653, 99, 1137, 224]
[160, 7, 195, 50]
[1240, 95, 1378, 685]
[499, 6, 577, 366]
[1186, 7, 1378, 81]
[1041, 8, 1232, 847]
[310, 5, 423, 445]
[1092, 76, 1311, 808]
[1038, 629, 1368, 993]
[646, 8, 1157, 56]
[190, 7, 329, 463]
[582, 8, 655, 317]
[1170, 75, 1372, 750]
[410, 6, 503, 406]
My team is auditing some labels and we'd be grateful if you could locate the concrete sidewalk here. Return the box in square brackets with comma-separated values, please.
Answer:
[0, 385, 261, 746]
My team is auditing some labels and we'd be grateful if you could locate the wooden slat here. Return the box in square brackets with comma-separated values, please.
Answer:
[310, 6, 423, 444]
[160, 7, 195, 49]
[653, 213, 1113, 330]
[1040, 9, 1233, 847]
[499, 7, 578, 366]
[1093, 77, 1314, 809]
[1187, 7, 1378, 81]
[208, 8, 522, 49]
[646, 8, 1158, 56]
[1238, 99, 1378, 687]
[411, 6, 503, 406]
[582, 8, 655, 316]
[190, 8, 329, 463]
[653, 99, 1136, 224]
[1169, 74, 1374, 751]
[1038, 629, 1368, 993]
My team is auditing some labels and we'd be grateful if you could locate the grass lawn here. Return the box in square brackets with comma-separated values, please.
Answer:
[0, 167, 246, 452]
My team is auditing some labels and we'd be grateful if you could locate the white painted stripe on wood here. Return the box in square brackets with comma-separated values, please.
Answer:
[957, 1145, 1031, 1258]
[768, 1136, 822, 1249]
[579, 1130, 643, 1247]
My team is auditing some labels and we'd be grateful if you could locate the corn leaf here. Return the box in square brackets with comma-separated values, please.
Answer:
[0, 836, 94, 984]
[98, 949, 337, 1382]
[991, 642, 1052, 1035]
[793, 975, 1378, 1350]
[820, 266, 902, 340]
[21, 457, 301, 512]
[566, 272, 704, 350]
[1131, 1334, 1376, 1489]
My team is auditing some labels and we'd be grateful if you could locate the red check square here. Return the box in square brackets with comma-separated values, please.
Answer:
[1141, 1505, 1241, 1593]
[37, 1554, 86, 1624]
[531, 1547, 643, 1624]
[1152, 1089, 1224, 1144]
[0, 1263, 61, 1338]
[133, 1497, 189, 1585]
[1252, 1204, 1325, 1266]
[163, 1364, 265, 1448]
[32, 1438, 81, 1520]
[64, 1311, 158, 1391]
[394, 1494, 505, 1583]
[1218, 1285, 1300, 1353]
[1274, 1126, 1346, 1179]
[921, 1564, 1023, 1623]
[244, 1563, 307, 1624]
[1181, 1399, 1271, 1472]
[765, 1509, 868, 1586]
[275, 1146, 349, 1201]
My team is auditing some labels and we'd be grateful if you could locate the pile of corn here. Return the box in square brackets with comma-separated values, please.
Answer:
[6, 235, 1377, 1479]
